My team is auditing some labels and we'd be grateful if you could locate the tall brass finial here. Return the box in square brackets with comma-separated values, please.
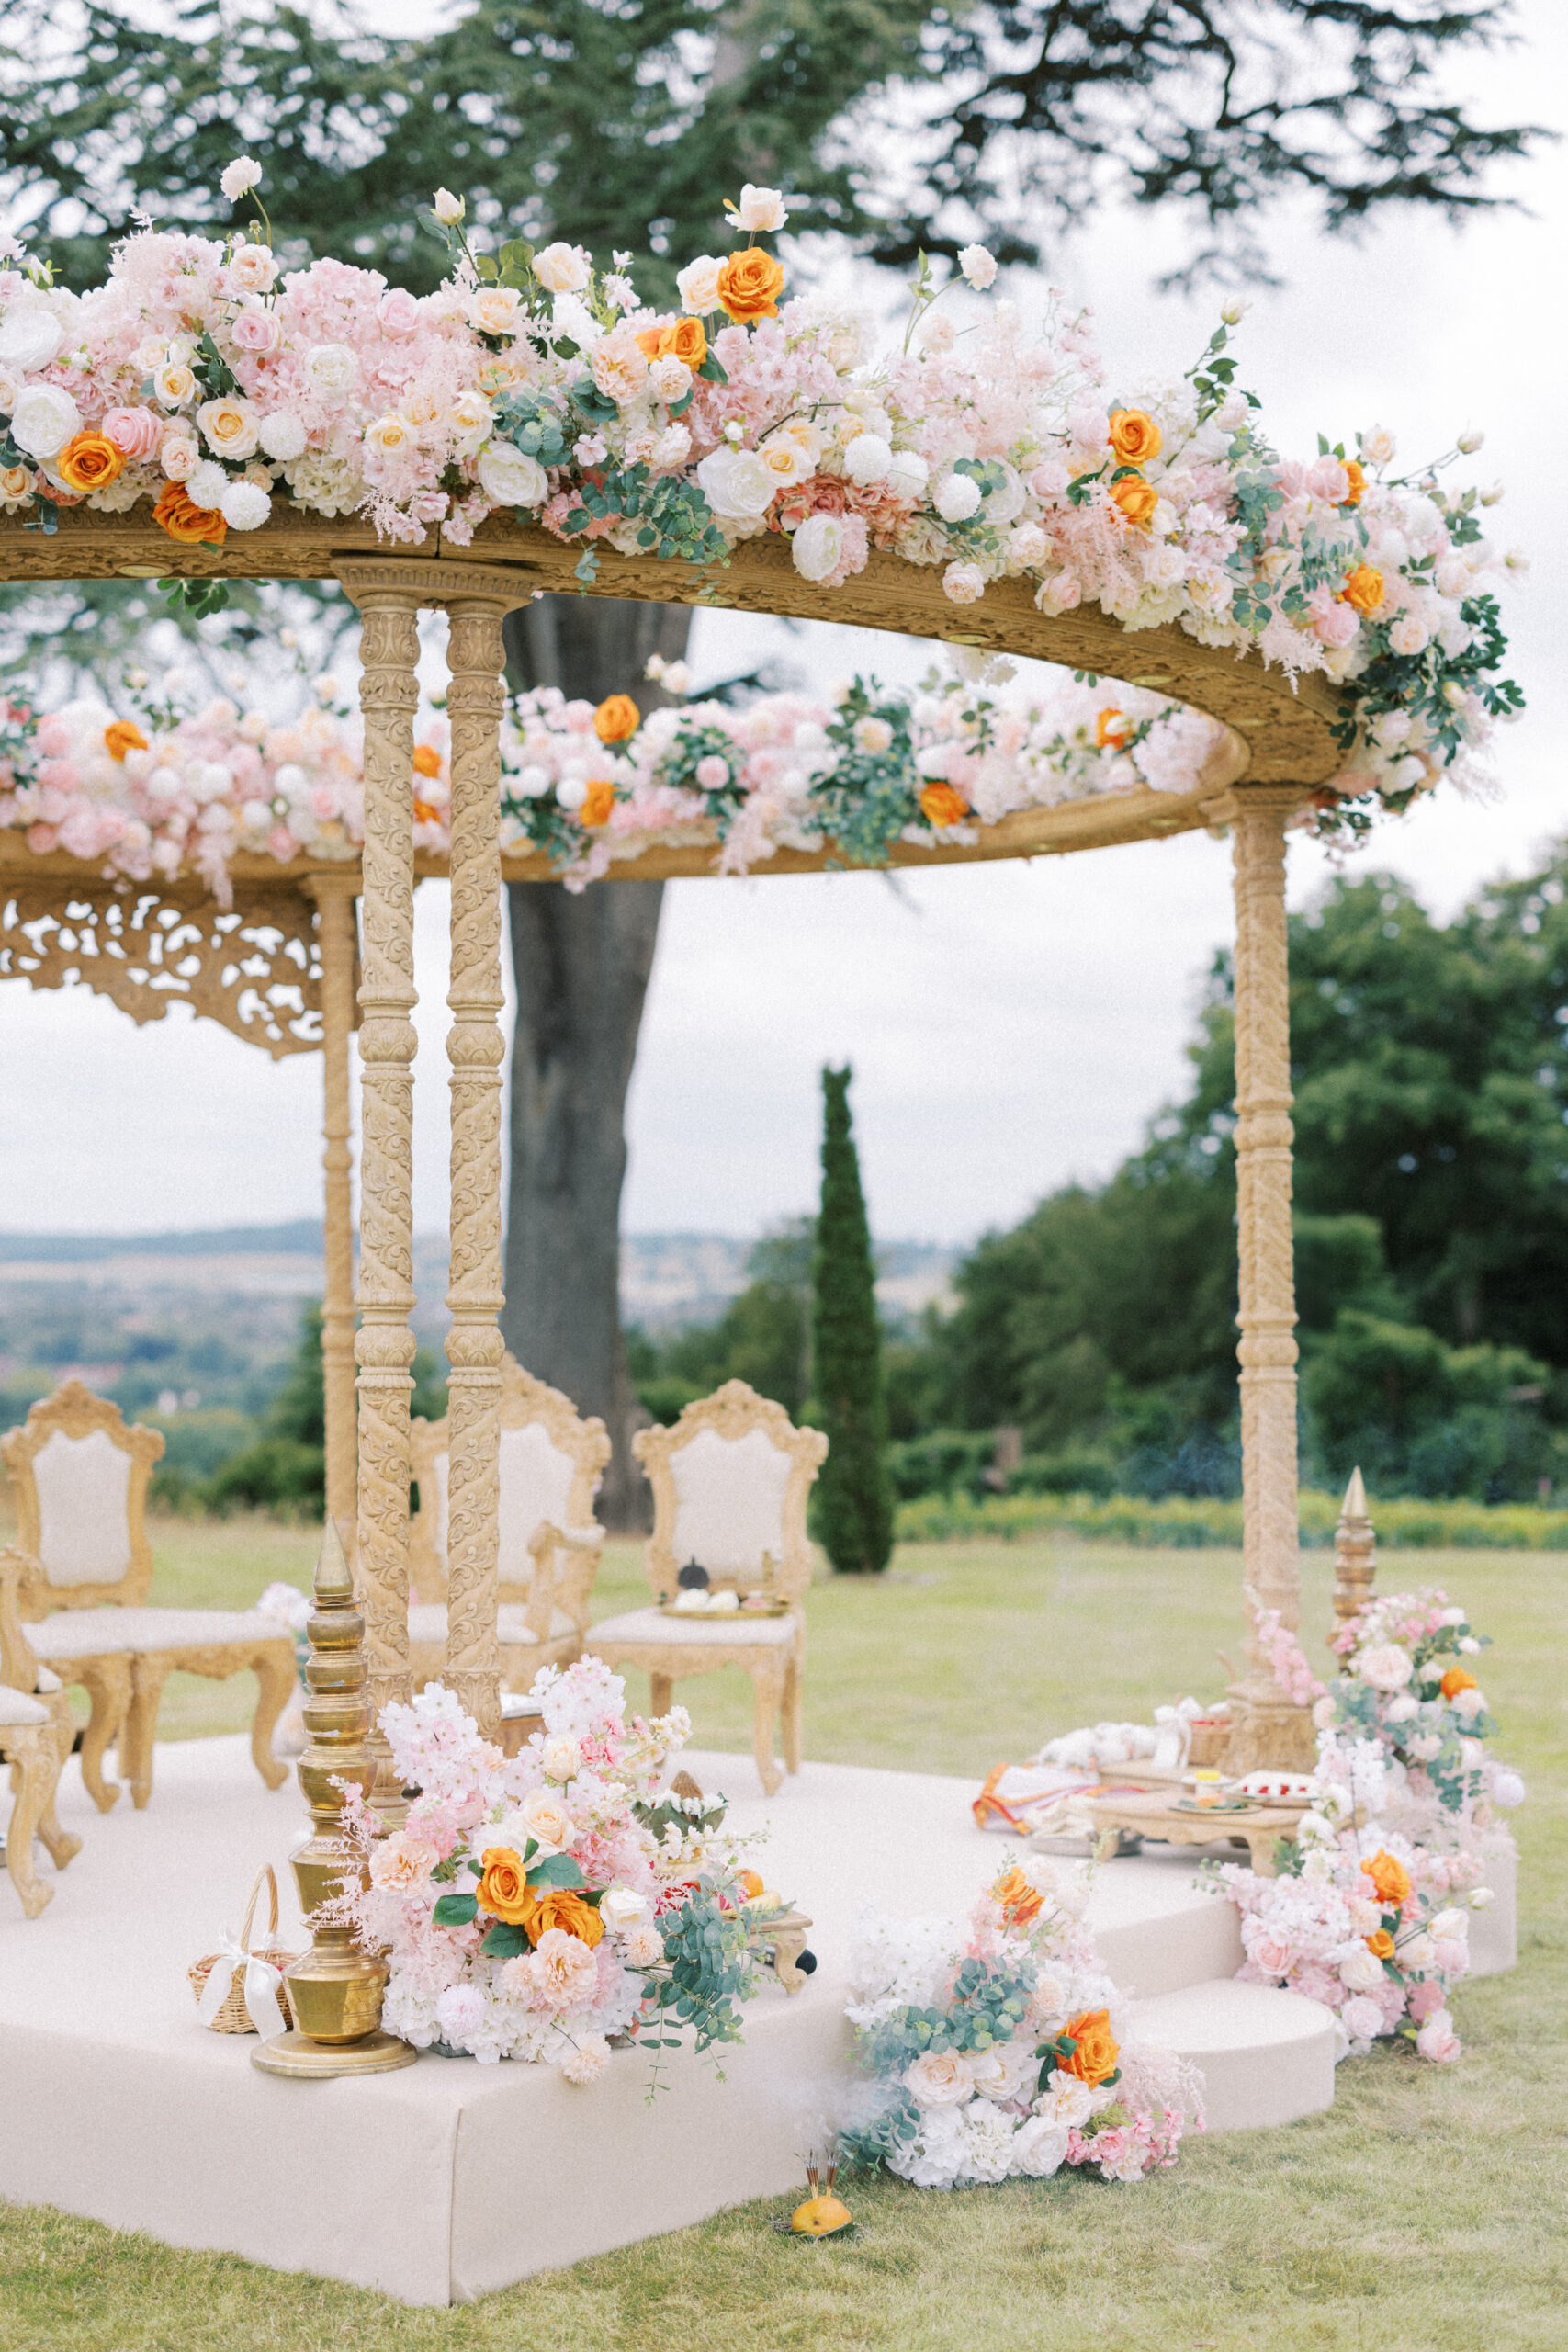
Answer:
[253, 1519, 416, 2077]
[1331, 1466, 1377, 1635]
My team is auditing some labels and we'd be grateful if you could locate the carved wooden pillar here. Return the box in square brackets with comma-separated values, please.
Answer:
[1223, 787, 1318, 1770]
[334, 563, 423, 1820]
[302, 874, 359, 1531]
[440, 575, 528, 1743]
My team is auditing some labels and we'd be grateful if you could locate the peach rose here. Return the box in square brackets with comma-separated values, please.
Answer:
[517, 1787, 577, 1849]
[152, 481, 227, 544]
[716, 248, 784, 324]
[1110, 476, 1158, 529]
[1057, 2008, 1119, 2087]
[477, 1845, 533, 1925]
[368, 1832, 439, 1890]
[919, 781, 968, 830]
[1440, 1667, 1477, 1701]
[1108, 408, 1161, 467]
[594, 694, 639, 743]
[1339, 563, 1384, 615]
[55, 433, 125, 494]
[1360, 1849, 1412, 1907]
[990, 1863, 1044, 1930]
[1342, 458, 1366, 506]
[104, 721, 150, 763]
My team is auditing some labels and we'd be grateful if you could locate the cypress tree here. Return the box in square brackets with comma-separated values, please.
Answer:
[812, 1067, 894, 1575]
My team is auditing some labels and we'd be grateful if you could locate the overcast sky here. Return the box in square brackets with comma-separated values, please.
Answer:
[2, 2, 1563, 1246]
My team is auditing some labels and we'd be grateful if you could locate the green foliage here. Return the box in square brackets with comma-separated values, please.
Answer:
[630, 1222, 813, 1423]
[812, 1068, 893, 1574]
[638, 1880, 756, 2098]
[894, 1486, 1568, 1552]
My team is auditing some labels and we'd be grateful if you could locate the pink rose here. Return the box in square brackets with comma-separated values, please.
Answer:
[230, 307, 280, 355]
[1306, 456, 1350, 504]
[1406, 1980, 1445, 2024]
[102, 407, 163, 462]
[35, 714, 73, 757]
[266, 822, 298, 861]
[378, 288, 422, 338]
[1247, 1929, 1295, 1979]
[1416, 2010, 1461, 2064]
[1028, 460, 1069, 499]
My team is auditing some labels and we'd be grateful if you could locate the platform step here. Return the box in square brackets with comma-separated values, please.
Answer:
[1125, 1977, 1337, 2132]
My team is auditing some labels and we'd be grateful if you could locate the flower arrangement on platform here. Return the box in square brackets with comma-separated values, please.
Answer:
[1214, 1588, 1523, 2064]
[335, 1661, 759, 2083]
[0, 663, 1223, 898]
[0, 168, 1521, 833]
[840, 1860, 1202, 2188]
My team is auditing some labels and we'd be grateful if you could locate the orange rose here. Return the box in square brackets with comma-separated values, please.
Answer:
[1360, 1849, 1412, 1908]
[522, 1885, 605, 1949]
[1109, 476, 1158, 529]
[716, 248, 784, 324]
[990, 1864, 1043, 1930]
[104, 720, 150, 763]
[594, 694, 639, 743]
[1339, 563, 1383, 615]
[580, 779, 616, 828]
[635, 319, 708, 369]
[477, 1846, 532, 1924]
[152, 481, 227, 546]
[1058, 2008, 1120, 2088]
[1095, 708, 1130, 751]
[1342, 458, 1366, 507]
[1440, 1667, 1477, 1701]
[919, 781, 968, 830]
[56, 432, 126, 495]
[1109, 408, 1161, 468]
[412, 744, 443, 778]
[1365, 1928, 1396, 1961]
[739, 1869, 766, 1899]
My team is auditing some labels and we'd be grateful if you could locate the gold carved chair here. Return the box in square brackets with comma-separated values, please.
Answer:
[408, 1354, 611, 1692]
[1, 1545, 82, 1917]
[1, 1382, 296, 1812]
[589, 1380, 828, 1796]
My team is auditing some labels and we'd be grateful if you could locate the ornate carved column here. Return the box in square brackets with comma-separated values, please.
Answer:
[1221, 787, 1318, 1771]
[334, 563, 423, 1816]
[302, 874, 360, 1531]
[440, 574, 529, 1743]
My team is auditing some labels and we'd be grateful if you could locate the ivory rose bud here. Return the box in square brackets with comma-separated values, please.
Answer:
[905, 2050, 974, 2107]
[197, 396, 261, 459]
[942, 561, 985, 604]
[154, 360, 197, 410]
[220, 157, 261, 200]
[230, 307, 279, 356]
[1220, 294, 1251, 325]
[0, 307, 63, 372]
[10, 384, 80, 460]
[102, 407, 163, 463]
[433, 187, 465, 225]
[601, 1886, 649, 1932]
[540, 1733, 581, 1781]
[716, 248, 784, 324]
[518, 1787, 578, 1849]
[534, 241, 592, 294]
[676, 255, 725, 314]
[726, 183, 789, 232]
[957, 243, 998, 290]
[228, 243, 277, 295]
[259, 412, 308, 463]
[1359, 424, 1396, 468]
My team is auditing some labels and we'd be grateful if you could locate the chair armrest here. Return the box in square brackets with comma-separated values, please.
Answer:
[0, 1545, 47, 1694]
[525, 1522, 606, 1636]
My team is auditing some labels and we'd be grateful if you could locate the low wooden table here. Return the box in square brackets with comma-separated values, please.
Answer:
[1084, 1790, 1308, 1875]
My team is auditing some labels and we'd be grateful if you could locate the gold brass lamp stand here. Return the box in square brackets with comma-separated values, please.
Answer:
[254, 1521, 416, 2078]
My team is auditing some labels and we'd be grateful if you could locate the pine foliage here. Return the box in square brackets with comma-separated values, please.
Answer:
[812, 1066, 893, 1574]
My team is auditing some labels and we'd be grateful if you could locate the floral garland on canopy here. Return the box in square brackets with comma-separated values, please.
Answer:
[0, 662, 1231, 902]
[840, 1859, 1203, 2188]
[1213, 1589, 1524, 2064]
[334, 1660, 765, 2083]
[0, 168, 1523, 837]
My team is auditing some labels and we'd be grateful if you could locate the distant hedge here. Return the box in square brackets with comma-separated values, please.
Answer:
[894, 1487, 1568, 1550]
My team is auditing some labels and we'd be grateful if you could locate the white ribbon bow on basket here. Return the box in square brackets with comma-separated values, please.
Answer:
[191, 1861, 292, 2040]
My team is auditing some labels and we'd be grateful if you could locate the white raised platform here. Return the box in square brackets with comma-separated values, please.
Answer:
[0, 1734, 1417, 2303]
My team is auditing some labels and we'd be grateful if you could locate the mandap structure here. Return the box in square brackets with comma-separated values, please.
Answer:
[6, 505, 1355, 1782]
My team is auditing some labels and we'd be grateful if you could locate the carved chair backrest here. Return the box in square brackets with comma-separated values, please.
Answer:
[0, 1381, 164, 1619]
[631, 1380, 828, 1609]
[0, 1546, 46, 1692]
[409, 1355, 611, 1604]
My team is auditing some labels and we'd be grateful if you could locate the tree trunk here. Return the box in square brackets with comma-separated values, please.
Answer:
[500, 594, 692, 1527]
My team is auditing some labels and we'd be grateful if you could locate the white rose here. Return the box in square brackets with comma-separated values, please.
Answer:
[1386, 1695, 1419, 1722]
[957, 243, 998, 290]
[303, 343, 358, 401]
[540, 1733, 580, 1781]
[601, 1886, 649, 1932]
[728, 184, 789, 232]
[1359, 1643, 1414, 1691]
[468, 285, 525, 339]
[676, 256, 725, 314]
[649, 354, 692, 404]
[517, 1787, 577, 1849]
[1430, 1908, 1469, 1941]
[534, 241, 592, 294]
[934, 471, 981, 523]
[186, 460, 231, 510]
[905, 2050, 974, 2108]
[1010, 2116, 1068, 2178]
[791, 511, 845, 582]
[844, 433, 892, 487]
[10, 383, 80, 459]
[694, 446, 777, 521]
[477, 442, 548, 509]
[433, 187, 465, 225]
[1033, 2072, 1094, 2130]
[0, 308, 63, 373]
[258, 412, 307, 463]
[1360, 425, 1396, 468]
[220, 481, 271, 530]
[1337, 1943, 1384, 1994]
[220, 157, 262, 200]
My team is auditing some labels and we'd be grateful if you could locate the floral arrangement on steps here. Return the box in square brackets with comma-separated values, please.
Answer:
[840, 1860, 1203, 2188]
[1213, 1589, 1524, 2064]
[333, 1661, 760, 2085]
[0, 662, 1229, 900]
[0, 166, 1521, 834]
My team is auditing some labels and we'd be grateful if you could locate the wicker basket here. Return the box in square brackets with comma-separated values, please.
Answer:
[188, 1863, 299, 2035]
[1186, 1718, 1233, 1770]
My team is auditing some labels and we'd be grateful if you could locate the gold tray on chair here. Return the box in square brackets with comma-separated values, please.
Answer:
[657, 1596, 792, 1620]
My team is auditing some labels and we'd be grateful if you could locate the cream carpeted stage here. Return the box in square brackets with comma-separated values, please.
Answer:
[0, 1736, 1515, 2306]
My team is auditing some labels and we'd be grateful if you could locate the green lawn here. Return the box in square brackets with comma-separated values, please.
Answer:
[4, 1525, 1564, 2351]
